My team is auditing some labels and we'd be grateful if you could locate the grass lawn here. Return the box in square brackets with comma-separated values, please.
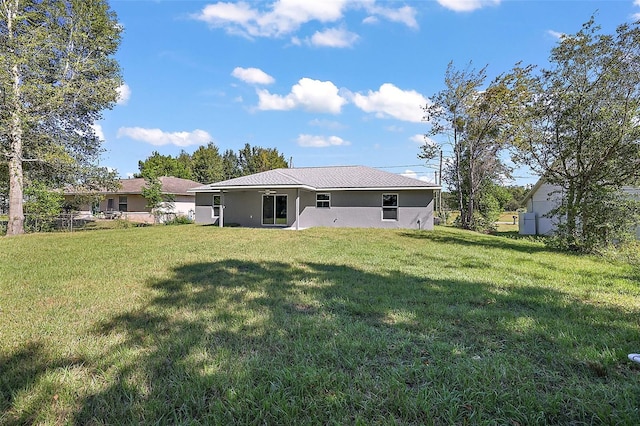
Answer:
[1, 225, 639, 424]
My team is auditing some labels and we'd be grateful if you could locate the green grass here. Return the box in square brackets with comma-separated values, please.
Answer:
[1, 226, 639, 424]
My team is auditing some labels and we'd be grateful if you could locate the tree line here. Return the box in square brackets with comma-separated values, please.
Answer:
[421, 17, 640, 252]
[136, 142, 289, 183]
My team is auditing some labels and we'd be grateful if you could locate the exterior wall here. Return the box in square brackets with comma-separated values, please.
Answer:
[296, 190, 433, 230]
[194, 189, 435, 230]
[525, 182, 563, 235]
[524, 183, 640, 239]
[65, 194, 196, 223]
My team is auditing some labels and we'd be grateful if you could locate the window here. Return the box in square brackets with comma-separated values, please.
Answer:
[263, 194, 287, 225]
[382, 193, 398, 220]
[118, 196, 128, 212]
[316, 193, 330, 208]
[107, 198, 114, 211]
[212, 195, 221, 217]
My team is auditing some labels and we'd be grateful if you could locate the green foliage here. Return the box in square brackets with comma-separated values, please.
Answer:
[163, 215, 194, 225]
[514, 18, 640, 252]
[136, 143, 289, 184]
[422, 62, 532, 231]
[190, 142, 224, 184]
[23, 181, 63, 233]
[141, 176, 174, 224]
[136, 151, 192, 180]
[238, 143, 289, 175]
[0, 0, 122, 235]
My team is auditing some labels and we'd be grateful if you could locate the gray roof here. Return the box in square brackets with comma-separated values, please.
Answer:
[190, 166, 439, 192]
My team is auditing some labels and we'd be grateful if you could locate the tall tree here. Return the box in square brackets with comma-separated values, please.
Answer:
[421, 62, 530, 231]
[238, 143, 288, 175]
[0, 0, 122, 235]
[515, 18, 640, 251]
[190, 142, 223, 184]
[135, 151, 191, 179]
[221, 149, 241, 180]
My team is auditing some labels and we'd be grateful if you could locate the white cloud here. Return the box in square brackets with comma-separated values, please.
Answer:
[309, 27, 359, 48]
[365, 5, 418, 29]
[91, 124, 105, 141]
[633, 12, 640, 20]
[193, 0, 417, 40]
[231, 67, 275, 84]
[297, 134, 350, 148]
[117, 127, 212, 147]
[410, 134, 439, 147]
[437, 0, 501, 12]
[401, 169, 434, 183]
[635, 0, 640, 6]
[547, 30, 565, 39]
[351, 83, 428, 122]
[116, 83, 131, 105]
[257, 78, 347, 113]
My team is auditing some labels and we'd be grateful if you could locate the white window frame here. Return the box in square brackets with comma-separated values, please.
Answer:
[316, 193, 331, 208]
[381, 193, 398, 221]
[118, 196, 128, 212]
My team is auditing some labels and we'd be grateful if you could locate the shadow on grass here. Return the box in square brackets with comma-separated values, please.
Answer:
[401, 228, 554, 255]
[76, 260, 640, 423]
[0, 342, 88, 425]
[3, 259, 639, 424]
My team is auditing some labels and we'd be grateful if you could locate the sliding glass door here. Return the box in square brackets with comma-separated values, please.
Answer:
[262, 195, 287, 225]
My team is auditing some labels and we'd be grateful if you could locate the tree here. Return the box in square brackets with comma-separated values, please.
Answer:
[135, 151, 191, 179]
[190, 142, 224, 184]
[515, 18, 640, 251]
[141, 176, 174, 224]
[222, 149, 241, 180]
[23, 181, 63, 233]
[421, 62, 531, 231]
[1, 0, 122, 235]
[237, 143, 288, 175]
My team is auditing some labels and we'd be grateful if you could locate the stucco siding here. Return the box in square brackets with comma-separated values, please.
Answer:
[296, 190, 433, 229]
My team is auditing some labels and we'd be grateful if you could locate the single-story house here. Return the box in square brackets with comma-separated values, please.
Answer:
[189, 165, 439, 230]
[519, 178, 640, 239]
[65, 176, 202, 223]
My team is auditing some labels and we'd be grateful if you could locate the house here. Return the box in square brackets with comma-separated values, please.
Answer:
[519, 178, 640, 238]
[65, 176, 202, 223]
[189, 166, 439, 230]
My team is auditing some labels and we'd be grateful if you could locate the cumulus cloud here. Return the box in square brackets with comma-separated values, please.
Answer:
[257, 78, 347, 113]
[116, 83, 131, 105]
[309, 27, 359, 48]
[437, 0, 501, 12]
[231, 67, 275, 84]
[117, 127, 212, 147]
[351, 83, 428, 122]
[297, 134, 350, 148]
[193, 1, 417, 40]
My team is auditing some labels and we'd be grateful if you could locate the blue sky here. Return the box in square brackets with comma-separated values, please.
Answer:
[99, 0, 640, 186]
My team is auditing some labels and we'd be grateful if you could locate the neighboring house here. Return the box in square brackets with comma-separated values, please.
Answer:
[189, 166, 439, 230]
[65, 176, 202, 223]
[520, 178, 640, 238]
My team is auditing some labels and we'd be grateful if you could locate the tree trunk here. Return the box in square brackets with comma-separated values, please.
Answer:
[6, 3, 25, 236]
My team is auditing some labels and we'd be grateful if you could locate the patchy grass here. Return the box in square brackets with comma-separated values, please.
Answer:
[1, 226, 639, 424]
